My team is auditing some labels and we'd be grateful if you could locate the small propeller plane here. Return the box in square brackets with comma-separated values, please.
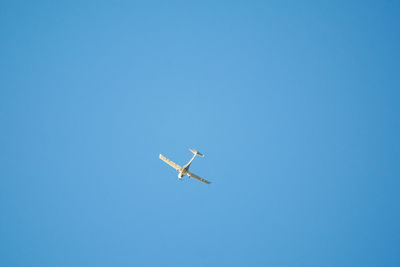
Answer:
[159, 148, 211, 184]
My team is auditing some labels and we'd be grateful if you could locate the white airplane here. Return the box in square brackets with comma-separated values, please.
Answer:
[159, 148, 211, 184]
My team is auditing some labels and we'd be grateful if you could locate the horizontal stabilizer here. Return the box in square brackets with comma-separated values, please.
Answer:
[189, 148, 204, 157]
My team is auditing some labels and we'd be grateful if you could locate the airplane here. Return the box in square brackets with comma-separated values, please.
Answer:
[159, 148, 211, 184]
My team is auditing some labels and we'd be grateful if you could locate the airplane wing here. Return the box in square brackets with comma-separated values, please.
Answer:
[159, 154, 182, 171]
[187, 171, 211, 184]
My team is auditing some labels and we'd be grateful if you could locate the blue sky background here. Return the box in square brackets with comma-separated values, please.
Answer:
[1, 1, 399, 266]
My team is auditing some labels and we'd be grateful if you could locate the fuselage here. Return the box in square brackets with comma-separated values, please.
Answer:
[177, 153, 197, 179]
[178, 166, 189, 179]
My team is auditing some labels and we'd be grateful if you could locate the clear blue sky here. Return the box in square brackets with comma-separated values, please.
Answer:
[1, 1, 399, 266]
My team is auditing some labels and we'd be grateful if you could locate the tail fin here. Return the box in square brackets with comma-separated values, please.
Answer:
[189, 148, 204, 157]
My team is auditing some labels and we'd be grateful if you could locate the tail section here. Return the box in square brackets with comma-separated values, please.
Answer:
[189, 148, 204, 157]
